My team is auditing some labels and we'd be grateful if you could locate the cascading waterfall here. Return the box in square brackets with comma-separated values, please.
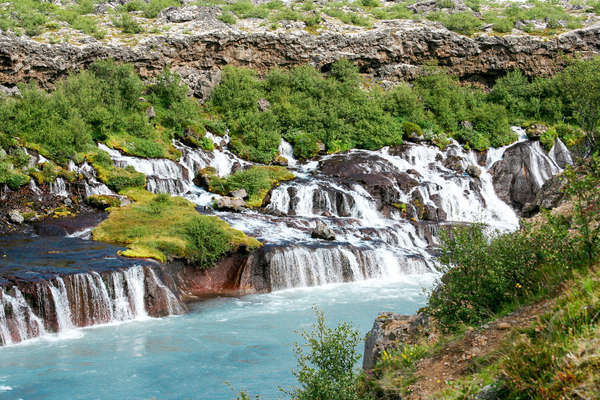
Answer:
[268, 245, 430, 290]
[98, 137, 249, 196]
[0, 266, 183, 346]
[0, 287, 46, 345]
[53, 127, 567, 296]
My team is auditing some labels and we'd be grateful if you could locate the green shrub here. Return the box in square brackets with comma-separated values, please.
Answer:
[492, 17, 514, 33]
[183, 216, 232, 264]
[203, 165, 295, 207]
[284, 308, 362, 400]
[292, 132, 321, 160]
[429, 11, 482, 35]
[112, 12, 144, 33]
[540, 127, 558, 151]
[401, 121, 423, 138]
[0, 161, 29, 190]
[427, 217, 582, 331]
[218, 11, 236, 24]
[143, 0, 182, 18]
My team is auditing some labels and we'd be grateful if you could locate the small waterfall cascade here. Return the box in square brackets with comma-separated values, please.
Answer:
[0, 266, 183, 346]
[0, 287, 46, 346]
[49, 177, 69, 197]
[52, 126, 566, 293]
[68, 160, 113, 197]
[278, 139, 297, 168]
[98, 134, 250, 196]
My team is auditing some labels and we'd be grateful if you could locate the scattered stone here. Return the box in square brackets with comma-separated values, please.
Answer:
[461, 120, 473, 130]
[317, 142, 327, 154]
[229, 188, 248, 199]
[443, 155, 465, 172]
[257, 98, 271, 112]
[146, 105, 156, 119]
[8, 210, 24, 224]
[466, 164, 481, 178]
[497, 322, 511, 330]
[0, 85, 20, 97]
[363, 312, 430, 370]
[86, 195, 123, 210]
[474, 383, 501, 400]
[273, 154, 288, 166]
[215, 196, 245, 211]
[311, 221, 336, 241]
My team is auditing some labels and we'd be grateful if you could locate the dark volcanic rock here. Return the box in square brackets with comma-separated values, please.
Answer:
[489, 142, 560, 214]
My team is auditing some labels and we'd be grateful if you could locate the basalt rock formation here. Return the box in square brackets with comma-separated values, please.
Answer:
[2, 20, 600, 99]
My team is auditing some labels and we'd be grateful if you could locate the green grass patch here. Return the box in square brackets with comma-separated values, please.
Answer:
[93, 188, 261, 264]
[201, 165, 295, 207]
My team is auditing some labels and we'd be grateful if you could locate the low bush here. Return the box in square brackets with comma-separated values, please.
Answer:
[284, 308, 363, 400]
[427, 215, 584, 331]
[429, 11, 483, 35]
[0, 161, 29, 190]
[112, 12, 144, 33]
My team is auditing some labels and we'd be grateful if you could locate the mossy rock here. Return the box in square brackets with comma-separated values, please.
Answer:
[86, 195, 122, 210]
[92, 188, 261, 266]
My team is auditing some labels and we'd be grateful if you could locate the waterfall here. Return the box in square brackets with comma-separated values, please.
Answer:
[49, 177, 68, 197]
[98, 138, 249, 196]
[69, 161, 113, 197]
[267, 245, 430, 290]
[278, 139, 297, 168]
[0, 266, 183, 346]
[49, 278, 75, 331]
[0, 287, 46, 346]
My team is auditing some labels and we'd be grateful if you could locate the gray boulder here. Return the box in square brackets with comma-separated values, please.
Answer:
[215, 196, 245, 211]
[490, 142, 561, 214]
[525, 123, 548, 140]
[229, 188, 248, 199]
[311, 221, 336, 240]
[363, 312, 430, 370]
[8, 210, 24, 224]
[466, 164, 481, 178]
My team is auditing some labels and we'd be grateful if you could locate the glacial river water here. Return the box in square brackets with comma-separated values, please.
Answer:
[0, 274, 435, 400]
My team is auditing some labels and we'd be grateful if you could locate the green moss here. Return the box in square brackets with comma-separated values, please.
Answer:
[87, 150, 146, 192]
[0, 160, 30, 190]
[31, 161, 76, 185]
[93, 189, 261, 265]
[202, 166, 295, 208]
[86, 194, 122, 210]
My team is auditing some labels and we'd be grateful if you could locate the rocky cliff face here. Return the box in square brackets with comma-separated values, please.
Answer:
[2, 20, 600, 99]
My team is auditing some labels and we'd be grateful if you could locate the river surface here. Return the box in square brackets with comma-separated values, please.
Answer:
[0, 274, 434, 400]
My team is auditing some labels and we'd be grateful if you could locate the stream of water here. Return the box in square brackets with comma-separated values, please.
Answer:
[0, 274, 434, 400]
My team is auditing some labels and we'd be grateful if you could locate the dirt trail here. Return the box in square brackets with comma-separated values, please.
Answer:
[407, 300, 555, 399]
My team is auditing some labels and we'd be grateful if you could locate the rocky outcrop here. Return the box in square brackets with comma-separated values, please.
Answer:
[158, 247, 271, 299]
[363, 312, 431, 370]
[522, 173, 566, 216]
[489, 141, 562, 214]
[2, 21, 600, 99]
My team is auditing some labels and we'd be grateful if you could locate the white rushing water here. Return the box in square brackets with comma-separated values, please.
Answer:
[0, 266, 183, 346]
[80, 128, 568, 294]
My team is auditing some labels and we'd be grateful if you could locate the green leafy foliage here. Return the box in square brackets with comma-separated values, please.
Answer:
[285, 308, 363, 400]
[0, 60, 209, 165]
[183, 216, 232, 264]
[427, 216, 584, 331]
